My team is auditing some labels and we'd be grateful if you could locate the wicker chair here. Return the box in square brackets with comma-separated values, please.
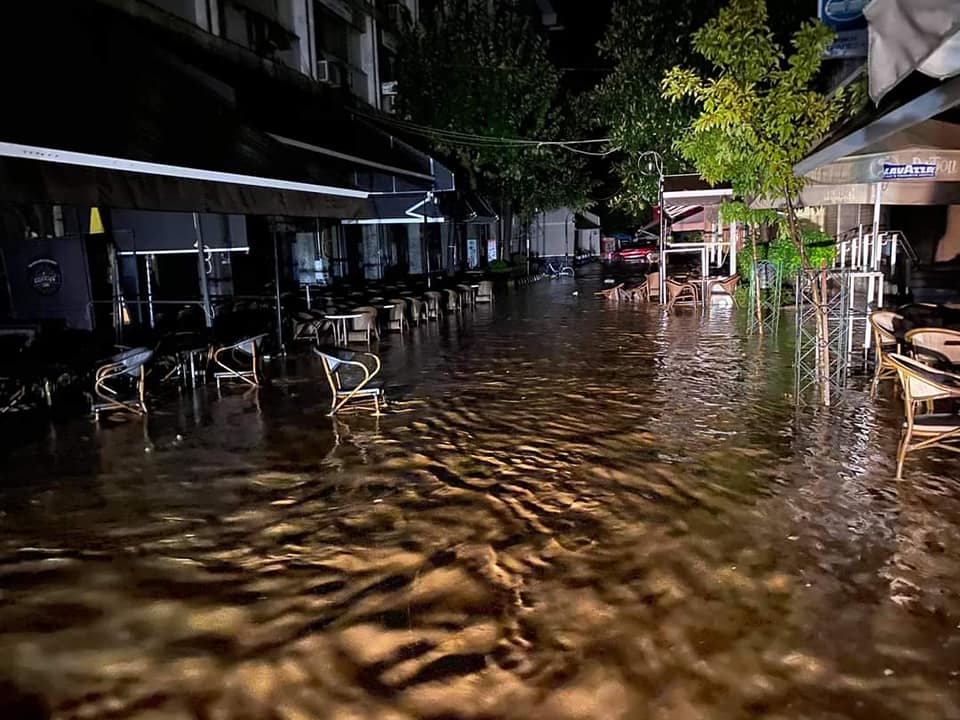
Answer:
[888, 353, 960, 479]
[596, 283, 626, 301]
[710, 274, 740, 304]
[627, 281, 649, 302]
[92, 347, 153, 420]
[386, 298, 408, 333]
[869, 310, 903, 398]
[444, 288, 461, 312]
[665, 279, 697, 312]
[905, 327, 960, 372]
[314, 346, 385, 415]
[476, 281, 494, 304]
[347, 306, 379, 346]
[407, 297, 426, 326]
[212, 334, 265, 390]
[646, 271, 661, 302]
[424, 291, 442, 320]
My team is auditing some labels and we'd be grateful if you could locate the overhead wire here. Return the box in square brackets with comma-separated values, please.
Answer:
[350, 107, 616, 153]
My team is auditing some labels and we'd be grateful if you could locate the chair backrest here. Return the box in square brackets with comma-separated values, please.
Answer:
[646, 272, 660, 296]
[424, 291, 442, 305]
[718, 275, 740, 293]
[313, 346, 379, 392]
[389, 299, 407, 319]
[889, 353, 960, 404]
[351, 307, 377, 329]
[105, 347, 153, 377]
[870, 310, 900, 346]
[906, 327, 960, 363]
[665, 279, 686, 299]
[478, 280, 493, 294]
[233, 334, 265, 358]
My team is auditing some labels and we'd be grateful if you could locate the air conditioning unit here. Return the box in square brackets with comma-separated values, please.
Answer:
[382, 94, 398, 114]
[316, 59, 344, 87]
[381, 80, 398, 96]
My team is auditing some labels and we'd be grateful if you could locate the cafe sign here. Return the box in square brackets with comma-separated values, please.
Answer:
[881, 162, 938, 180]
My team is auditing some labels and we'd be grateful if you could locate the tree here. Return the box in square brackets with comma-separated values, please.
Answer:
[592, 0, 725, 215]
[396, 0, 592, 256]
[593, 0, 817, 217]
[661, 0, 859, 403]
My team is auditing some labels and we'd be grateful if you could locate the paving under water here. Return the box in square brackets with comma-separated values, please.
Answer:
[1, 269, 959, 719]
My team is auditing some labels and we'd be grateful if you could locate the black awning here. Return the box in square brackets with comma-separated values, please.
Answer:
[0, 11, 366, 218]
[342, 192, 447, 224]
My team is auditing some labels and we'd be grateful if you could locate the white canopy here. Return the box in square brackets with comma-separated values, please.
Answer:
[866, 0, 960, 102]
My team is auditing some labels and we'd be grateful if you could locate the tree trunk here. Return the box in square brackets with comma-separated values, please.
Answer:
[784, 188, 831, 406]
[498, 197, 512, 262]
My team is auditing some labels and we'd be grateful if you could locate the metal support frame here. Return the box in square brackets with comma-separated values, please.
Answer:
[747, 261, 783, 336]
[794, 268, 851, 405]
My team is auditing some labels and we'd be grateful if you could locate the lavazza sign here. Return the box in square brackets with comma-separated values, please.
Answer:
[881, 162, 938, 180]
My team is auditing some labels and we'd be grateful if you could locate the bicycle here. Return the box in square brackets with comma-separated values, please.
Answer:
[546, 261, 575, 278]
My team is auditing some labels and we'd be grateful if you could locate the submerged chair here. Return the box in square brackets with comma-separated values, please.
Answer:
[888, 353, 960, 479]
[476, 280, 494, 304]
[665, 279, 698, 311]
[424, 291, 442, 320]
[596, 283, 626, 301]
[92, 347, 153, 420]
[710, 274, 740, 304]
[906, 327, 960, 372]
[347, 306, 379, 346]
[870, 310, 903, 398]
[386, 298, 408, 333]
[292, 311, 324, 343]
[646, 271, 661, 302]
[627, 281, 649, 302]
[314, 346, 385, 415]
[212, 334, 265, 390]
[457, 284, 474, 308]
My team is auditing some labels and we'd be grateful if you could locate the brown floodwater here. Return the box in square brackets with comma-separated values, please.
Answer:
[1, 269, 959, 719]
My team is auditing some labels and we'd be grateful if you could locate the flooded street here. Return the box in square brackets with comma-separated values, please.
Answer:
[1, 270, 959, 719]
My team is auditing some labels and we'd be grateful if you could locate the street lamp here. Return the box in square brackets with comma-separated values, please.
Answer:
[637, 151, 665, 302]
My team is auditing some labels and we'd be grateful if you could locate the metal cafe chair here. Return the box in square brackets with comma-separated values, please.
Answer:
[870, 310, 903, 398]
[212, 334, 266, 390]
[92, 347, 153, 420]
[627, 281, 649, 302]
[313, 346, 385, 415]
[888, 353, 960, 480]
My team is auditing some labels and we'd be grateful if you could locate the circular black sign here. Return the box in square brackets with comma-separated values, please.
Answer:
[28, 257, 62, 296]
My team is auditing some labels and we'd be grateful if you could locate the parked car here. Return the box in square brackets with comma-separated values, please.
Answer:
[610, 239, 659, 264]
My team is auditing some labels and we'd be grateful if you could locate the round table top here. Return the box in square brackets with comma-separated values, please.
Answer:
[324, 313, 364, 321]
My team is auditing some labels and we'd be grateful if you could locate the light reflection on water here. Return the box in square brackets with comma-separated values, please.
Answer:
[1, 270, 959, 719]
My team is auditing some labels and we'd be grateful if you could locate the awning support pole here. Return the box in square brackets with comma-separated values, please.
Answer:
[192, 212, 213, 328]
[273, 225, 285, 355]
[729, 220, 737, 276]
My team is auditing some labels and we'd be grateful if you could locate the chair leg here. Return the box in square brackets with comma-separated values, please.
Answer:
[896, 431, 910, 480]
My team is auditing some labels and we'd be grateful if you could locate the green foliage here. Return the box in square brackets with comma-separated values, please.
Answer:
[395, 0, 592, 218]
[488, 259, 512, 273]
[593, 0, 820, 217]
[737, 225, 836, 282]
[661, 0, 855, 212]
[591, 0, 727, 215]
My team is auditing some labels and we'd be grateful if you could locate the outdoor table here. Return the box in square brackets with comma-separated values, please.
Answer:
[470, 284, 480, 304]
[324, 313, 363, 346]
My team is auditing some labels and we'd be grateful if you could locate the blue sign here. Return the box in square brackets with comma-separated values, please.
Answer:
[819, 0, 868, 58]
[881, 162, 938, 180]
